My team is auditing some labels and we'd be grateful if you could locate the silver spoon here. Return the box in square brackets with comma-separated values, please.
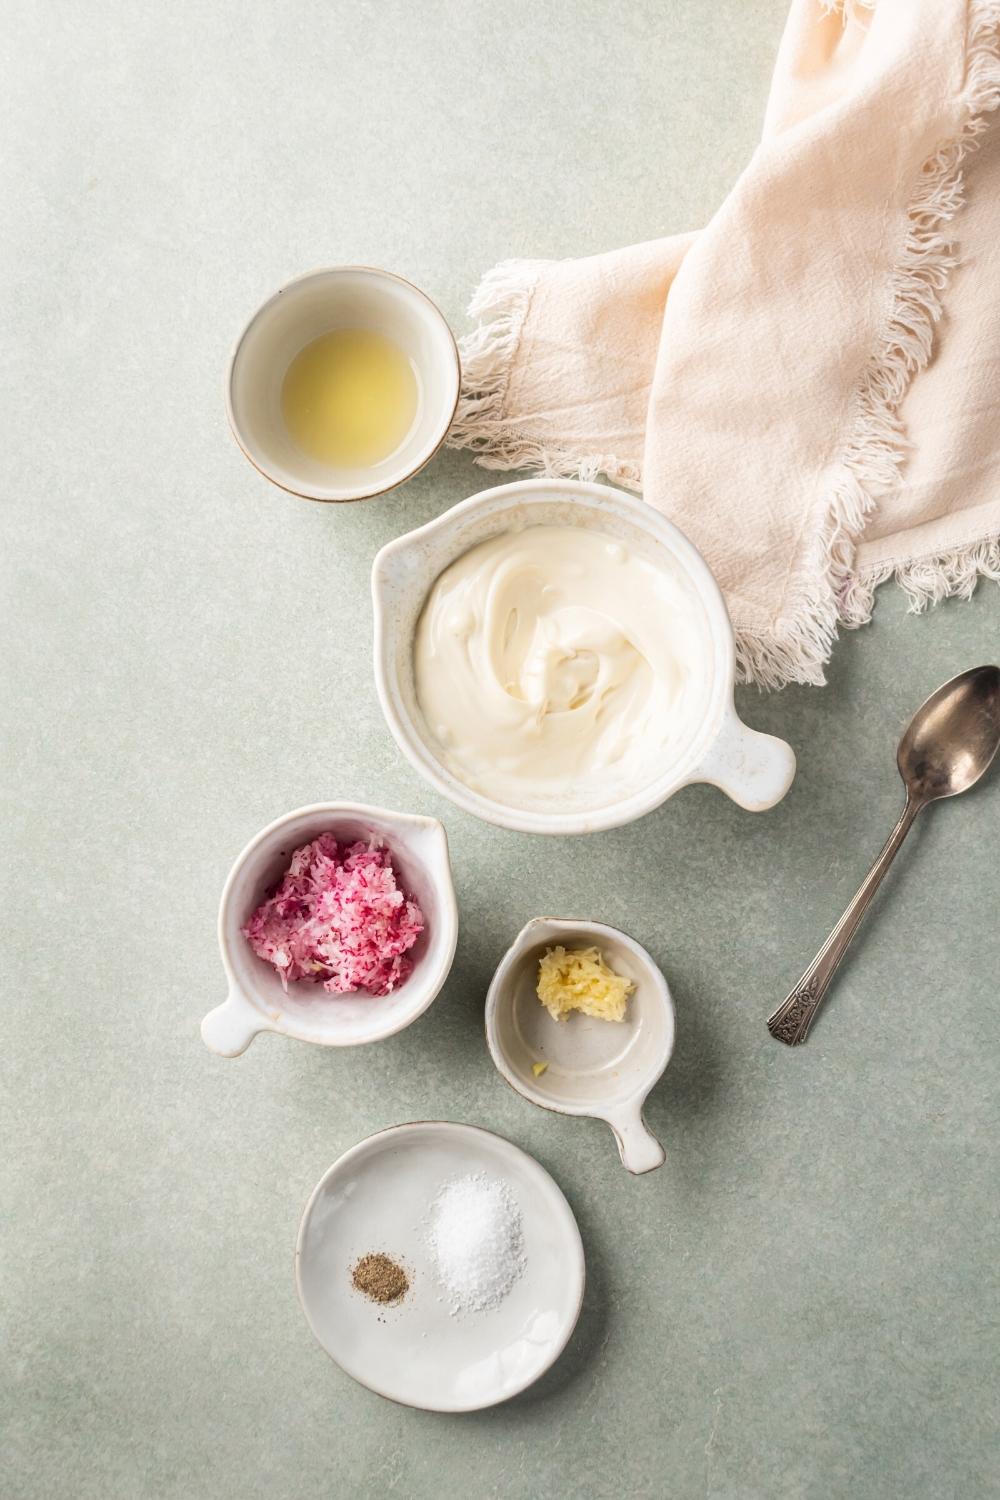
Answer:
[768, 664, 1000, 1046]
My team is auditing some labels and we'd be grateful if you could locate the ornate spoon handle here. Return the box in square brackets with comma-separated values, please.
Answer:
[767, 797, 923, 1045]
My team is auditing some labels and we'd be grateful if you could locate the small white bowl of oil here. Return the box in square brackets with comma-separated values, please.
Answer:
[227, 267, 460, 503]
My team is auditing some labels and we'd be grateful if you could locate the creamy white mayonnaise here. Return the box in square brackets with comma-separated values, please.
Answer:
[413, 525, 713, 811]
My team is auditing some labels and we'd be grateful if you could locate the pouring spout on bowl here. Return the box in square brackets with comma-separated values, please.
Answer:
[201, 986, 265, 1057]
[691, 701, 796, 812]
[605, 1103, 666, 1175]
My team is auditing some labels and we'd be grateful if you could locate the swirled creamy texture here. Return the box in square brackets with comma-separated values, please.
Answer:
[413, 526, 712, 810]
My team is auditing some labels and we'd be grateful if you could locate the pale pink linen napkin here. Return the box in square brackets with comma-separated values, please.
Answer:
[448, 0, 1000, 687]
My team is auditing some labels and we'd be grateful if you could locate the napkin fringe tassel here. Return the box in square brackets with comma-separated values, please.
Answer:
[447, 259, 643, 491]
[852, 538, 1000, 619]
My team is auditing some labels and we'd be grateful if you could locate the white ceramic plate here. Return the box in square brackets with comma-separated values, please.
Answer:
[295, 1122, 585, 1411]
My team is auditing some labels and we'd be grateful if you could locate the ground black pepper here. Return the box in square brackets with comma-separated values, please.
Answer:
[351, 1252, 409, 1305]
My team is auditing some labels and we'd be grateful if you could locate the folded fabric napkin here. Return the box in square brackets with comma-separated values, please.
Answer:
[448, 0, 1000, 687]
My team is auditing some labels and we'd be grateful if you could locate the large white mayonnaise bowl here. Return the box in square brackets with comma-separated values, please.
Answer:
[372, 478, 795, 835]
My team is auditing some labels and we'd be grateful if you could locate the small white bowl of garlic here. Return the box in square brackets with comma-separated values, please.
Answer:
[372, 477, 795, 834]
[485, 917, 674, 1175]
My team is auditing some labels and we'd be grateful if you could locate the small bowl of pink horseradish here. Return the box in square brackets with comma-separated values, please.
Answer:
[202, 803, 458, 1055]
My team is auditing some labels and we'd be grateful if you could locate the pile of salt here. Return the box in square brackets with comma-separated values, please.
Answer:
[425, 1172, 525, 1314]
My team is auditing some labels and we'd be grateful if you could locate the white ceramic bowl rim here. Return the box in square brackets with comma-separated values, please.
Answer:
[226, 265, 461, 503]
[372, 478, 796, 834]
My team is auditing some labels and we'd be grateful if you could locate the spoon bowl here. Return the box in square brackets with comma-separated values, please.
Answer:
[897, 664, 1000, 804]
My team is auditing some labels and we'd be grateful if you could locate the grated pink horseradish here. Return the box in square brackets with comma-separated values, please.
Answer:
[242, 834, 423, 997]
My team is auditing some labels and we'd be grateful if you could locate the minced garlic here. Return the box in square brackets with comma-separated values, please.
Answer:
[536, 945, 634, 1023]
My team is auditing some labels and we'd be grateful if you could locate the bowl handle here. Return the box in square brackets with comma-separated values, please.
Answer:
[607, 1105, 666, 1175]
[693, 702, 795, 811]
[201, 988, 265, 1057]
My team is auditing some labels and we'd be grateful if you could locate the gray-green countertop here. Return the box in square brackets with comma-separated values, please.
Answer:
[4, 3, 998, 1497]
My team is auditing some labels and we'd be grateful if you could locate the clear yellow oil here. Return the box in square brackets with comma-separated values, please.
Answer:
[281, 328, 417, 468]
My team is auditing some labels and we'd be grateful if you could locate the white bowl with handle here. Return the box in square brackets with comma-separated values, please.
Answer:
[485, 917, 674, 1175]
[372, 478, 795, 834]
[201, 802, 458, 1056]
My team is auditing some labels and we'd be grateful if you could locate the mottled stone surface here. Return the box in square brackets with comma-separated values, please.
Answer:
[4, 3, 998, 1496]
